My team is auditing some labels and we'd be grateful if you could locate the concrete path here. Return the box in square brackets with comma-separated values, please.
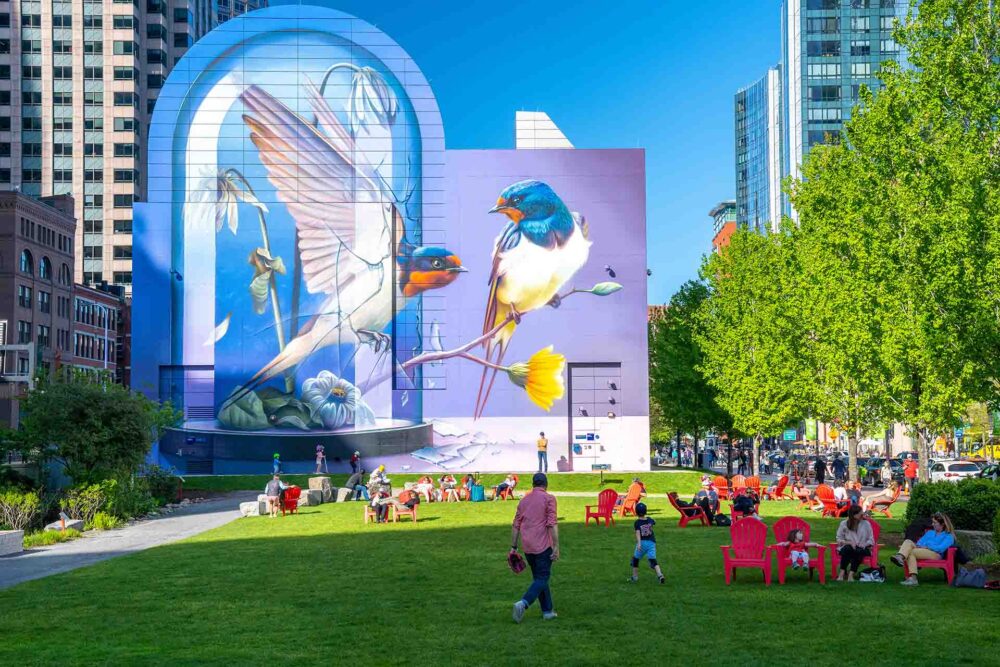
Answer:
[0, 492, 255, 591]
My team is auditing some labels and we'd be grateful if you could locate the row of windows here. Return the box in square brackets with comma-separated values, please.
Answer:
[82, 220, 134, 234]
[2, 117, 137, 134]
[20, 250, 73, 284]
[807, 39, 899, 57]
[806, 0, 899, 8]
[81, 246, 133, 260]
[806, 16, 898, 34]
[75, 333, 114, 362]
[808, 83, 878, 102]
[75, 300, 119, 331]
[14, 143, 139, 158]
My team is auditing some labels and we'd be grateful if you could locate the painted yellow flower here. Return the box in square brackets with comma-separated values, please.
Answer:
[506, 346, 566, 411]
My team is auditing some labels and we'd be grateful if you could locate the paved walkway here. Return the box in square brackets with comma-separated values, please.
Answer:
[0, 492, 255, 591]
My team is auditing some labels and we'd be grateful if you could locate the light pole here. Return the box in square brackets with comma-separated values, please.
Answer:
[94, 303, 113, 370]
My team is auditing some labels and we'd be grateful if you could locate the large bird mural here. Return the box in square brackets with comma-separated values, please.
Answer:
[228, 82, 466, 404]
[474, 180, 592, 418]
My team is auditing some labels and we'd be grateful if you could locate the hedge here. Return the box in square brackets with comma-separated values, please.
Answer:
[904, 479, 1000, 532]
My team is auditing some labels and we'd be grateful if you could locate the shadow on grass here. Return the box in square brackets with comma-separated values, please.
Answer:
[0, 499, 979, 666]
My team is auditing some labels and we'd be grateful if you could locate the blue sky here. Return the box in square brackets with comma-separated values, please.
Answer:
[271, 0, 780, 304]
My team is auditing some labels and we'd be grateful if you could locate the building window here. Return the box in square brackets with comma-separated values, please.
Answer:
[113, 245, 133, 260]
[113, 41, 135, 55]
[84, 170, 104, 183]
[84, 272, 103, 285]
[60, 264, 72, 286]
[39, 256, 52, 280]
[17, 321, 31, 344]
[38, 291, 50, 314]
[84, 66, 103, 80]
[808, 130, 842, 146]
[114, 220, 133, 234]
[147, 73, 163, 89]
[37, 325, 50, 349]
[53, 14, 72, 27]
[806, 17, 839, 34]
[84, 118, 104, 131]
[21, 14, 41, 27]
[52, 40, 72, 54]
[84, 220, 103, 233]
[807, 40, 841, 57]
[114, 169, 136, 183]
[84, 143, 104, 156]
[84, 40, 103, 55]
[113, 15, 134, 29]
[53, 91, 73, 105]
[147, 24, 167, 39]
[22, 169, 42, 183]
[113, 143, 136, 157]
[21, 40, 41, 54]
[806, 0, 839, 8]
[851, 16, 871, 32]
[173, 33, 193, 48]
[113, 66, 135, 81]
[22, 143, 42, 156]
[114, 92, 137, 107]
[173, 8, 191, 22]
[53, 143, 73, 157]
[146, 49, 166, 64]
[53, 66, 73, 80]
[83, 246, 103, 259]
[22, 66, 42, 80]
[852, 62, 872, 77]
[113, 117, 136, 132]
[17, 285, 32, 308]
[809, 85, 841, 102]
[19, 250, 33, 274]
[113, 271, 132, 285]
[114, 194, 133, 208]
[881, 39, 899, 54]
[851, 40, 871, 56]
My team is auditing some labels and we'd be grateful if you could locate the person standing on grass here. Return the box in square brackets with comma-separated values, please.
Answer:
[537, 431, 548, 473]
[315, 444, 327, 474]
[629, 503, 665, 584]
[814, 457, 827, 485]
[903, 455, 918, 493]
[510, 473, 559, 623]
[350, 450, 361, 474]
[264, 474, 287, 518]
[272, 452, 281, 475]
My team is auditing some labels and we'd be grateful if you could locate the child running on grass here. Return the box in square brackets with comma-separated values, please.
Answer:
[629, 503, 665, 584]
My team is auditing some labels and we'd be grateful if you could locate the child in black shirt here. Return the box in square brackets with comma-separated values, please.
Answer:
[630, 502, 665, 584]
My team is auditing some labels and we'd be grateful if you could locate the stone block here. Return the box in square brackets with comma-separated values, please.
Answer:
[0, 529, 24, 556]
[240, 501, 268, 517]
[308, 477, 333, 503]
[299, 489, 323, 506]
[955, 530, 995, 560]
[334, 487, 354, 503]
[44, 519, 84, 532]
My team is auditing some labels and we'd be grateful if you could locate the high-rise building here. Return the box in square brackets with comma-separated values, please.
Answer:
[0, 0, 266, 292]
[780, 0, 909, 220]
[735, 66, 782, 234]
[708, 200, 737, 252]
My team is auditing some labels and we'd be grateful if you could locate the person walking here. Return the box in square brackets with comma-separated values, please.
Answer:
[272, 452, 281, 475]
[537, 431, 549, 473]
[814, 457, 827, 485]
[510, 473, 559, 623]
[831, 455, 846, 484]
[903, 455, 918, 493]
[314, 444, 327, 474]
[350, 450, 361, 474]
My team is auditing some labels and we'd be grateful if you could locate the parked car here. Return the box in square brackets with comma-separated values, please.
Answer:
[861, 457, 905, 487]
[978, 463, 999, 481]
[961, 458, 988, 471]
[928, 461, 981, 483]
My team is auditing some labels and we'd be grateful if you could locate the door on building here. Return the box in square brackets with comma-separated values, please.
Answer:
[567, 363, 622, 471]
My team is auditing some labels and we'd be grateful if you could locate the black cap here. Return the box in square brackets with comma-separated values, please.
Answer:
[532, 472, 548, 488]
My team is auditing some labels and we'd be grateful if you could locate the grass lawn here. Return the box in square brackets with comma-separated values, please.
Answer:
[181, 470, 709, 495]
[0, 493, 993, 666]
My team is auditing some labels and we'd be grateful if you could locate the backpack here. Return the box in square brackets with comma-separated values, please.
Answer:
[715, 514, 731, 527]
[952, 567, 987, 589]
[733, 495, 755, 514]
[859, 565, 886, 583]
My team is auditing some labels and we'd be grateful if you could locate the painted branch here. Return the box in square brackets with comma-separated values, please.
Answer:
[255, 207, 293, 393]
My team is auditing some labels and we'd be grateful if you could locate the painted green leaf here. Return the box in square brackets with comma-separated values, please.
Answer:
[270, 404, 313, 431]
[590, 282, 623, 296]
[218, 389, 270, 430]
[249, 271, 271, 314]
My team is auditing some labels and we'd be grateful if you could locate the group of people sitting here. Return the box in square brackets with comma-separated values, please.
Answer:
[792, 479, 900, 514]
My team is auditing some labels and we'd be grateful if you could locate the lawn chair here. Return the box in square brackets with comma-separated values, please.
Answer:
[667, 492, 710, 528]
[870, 485, 901, 518]
[745, 475, 762, 498]
[721, 517, 771, 585]
[903, 547, 957, 584]
[763, 475, 792, 501]
[585, 489, 619, 526]
[730, 474, 747, 498]
[815, 484, 849, 517]
[280, 486, 301, 516]
[364, 505, 379, 524]
[771, 516, 827, 584]
[829, 518, 882, 573]
[713, 475, 730, 501]
[498, 474, 519, 501]
[392, 503, 418, 523]
[614, 482, 645, 518]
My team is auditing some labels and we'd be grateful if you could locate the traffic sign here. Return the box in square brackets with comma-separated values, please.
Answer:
[782, 429, 797, 441]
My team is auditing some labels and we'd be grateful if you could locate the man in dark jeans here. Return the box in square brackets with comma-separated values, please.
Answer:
[510, 473, 559, 623]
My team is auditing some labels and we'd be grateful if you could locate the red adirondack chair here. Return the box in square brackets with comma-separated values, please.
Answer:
[829, 518, 882, 573]
[667, 492, 710, 528]
[713, 475, 730, 501]
[870, 485, 901, 519]
[745, 475, 762, 498]
[815, 484, 849, 517]
[763, 475, 792, 501]
[771, 516, 827, 584]
[281, 486, 301, 516]
[730, 474, 747, 497]
[903, 547, 957, 584]
[585, 489, 619, 526]
[721, 517, 772, 585]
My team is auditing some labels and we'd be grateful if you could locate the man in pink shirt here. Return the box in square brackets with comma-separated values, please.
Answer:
[510, 473, 560, 623]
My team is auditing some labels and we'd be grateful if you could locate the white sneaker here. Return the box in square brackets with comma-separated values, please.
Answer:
[543, 611, 558, 620]
[512, 600, 527, 623]
[900, 576, 919, 586]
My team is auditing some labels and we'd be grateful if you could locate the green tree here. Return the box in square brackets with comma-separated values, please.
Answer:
[649, 281, 731, 465]
[17, 376, 180, 484]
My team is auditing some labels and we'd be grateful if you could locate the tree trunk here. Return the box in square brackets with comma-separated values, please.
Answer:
[848, 427, 859, 483]
[726, 438, 733, 477]
[693, 428, 699, 470]
[918, 428, 931, 483]
[676, 428, 682, 468]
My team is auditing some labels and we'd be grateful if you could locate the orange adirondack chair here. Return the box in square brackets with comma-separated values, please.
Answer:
[667, 492, 710, 528]
[829, 518, 882, 573]
[745, 475, 762, 497]
[903, 547, 957, 584]
[585, 489, 619, 526]
[870, 485, 901, 518]
[730, 475, 747, 497]
[713, 475, 730, 500]
[771, 516, 827, 584]
[721, 517, 772, 585]
[763, 475, 792, 500]
[815, 484, 849, 517]
[392, 503, 418, 523]
[280, 486, 301, 516]
[498, 474, 519, 500]
[614, 482, 645, 517]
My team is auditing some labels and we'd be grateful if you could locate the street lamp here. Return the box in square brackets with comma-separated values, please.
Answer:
[93, 303, 114, 370]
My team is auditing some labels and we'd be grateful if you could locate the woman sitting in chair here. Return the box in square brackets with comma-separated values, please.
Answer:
[439, 474, 459, 502]
[492, 474, 517, 500]
[862, 481, 899, 512]
[415, 475, 436, 502]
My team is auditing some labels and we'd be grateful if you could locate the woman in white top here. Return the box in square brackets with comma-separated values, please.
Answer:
[834, 504, 875, 582]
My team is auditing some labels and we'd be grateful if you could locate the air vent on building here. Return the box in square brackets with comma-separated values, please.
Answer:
[186, 459, 214, 475]
[186, 406, 215, 420]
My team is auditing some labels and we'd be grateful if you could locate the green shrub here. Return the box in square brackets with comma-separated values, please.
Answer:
[994, 509, 1000, 556]
[141, 464, 180, 506]
[905, 479, 1000, 532]
[0, 487, 44, 531]
[22, 528, 81, 548]
[106, 476, 157, 520]
[87, 511, 123, 531]
[60, 482, 110, 525]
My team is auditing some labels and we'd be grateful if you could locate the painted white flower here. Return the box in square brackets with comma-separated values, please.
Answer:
[190, 167, 268, 236]
[301, 371, 375, 429]
[320, 64, 398, 136]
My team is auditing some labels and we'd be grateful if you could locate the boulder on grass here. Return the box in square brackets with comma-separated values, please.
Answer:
[240, 501, 268, 517]
[44, 519, 84, 533]
[299, 489, 323, 506]
[308, 477, 333, 503]
[0, 529, 24, 556]
[334, 487, 354, 502]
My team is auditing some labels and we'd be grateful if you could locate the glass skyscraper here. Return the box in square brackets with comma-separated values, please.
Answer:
[734, 0, 910, 231]
[735, 66, 782, 234]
